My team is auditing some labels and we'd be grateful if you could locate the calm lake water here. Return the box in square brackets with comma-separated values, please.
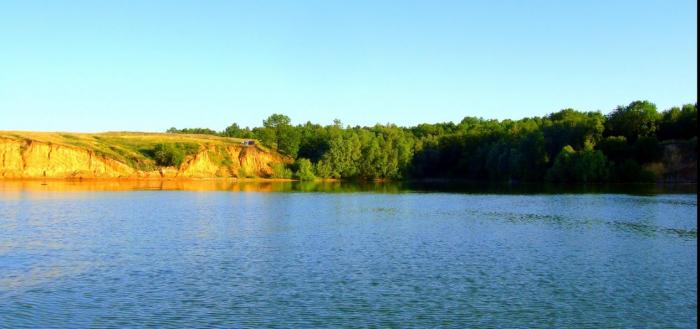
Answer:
[0, 181, 696, 328]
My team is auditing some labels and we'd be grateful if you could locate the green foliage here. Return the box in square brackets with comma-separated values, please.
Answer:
[597, 136, 630, 163]
[221, 123, 245, 137]
[315, 159, 334, 178]
[152, 143, 190, 167]
[295, 158, 316, 181]
[658, 103, 697, 140]
[167, 123, 255, 139]
[546, 145, 576, 182]
[319, 132, 362, 178]
[271, 163, 293, 179]
[259, 114, 301, 157]
[277, 126, 301, 157]
[264, 113, 292, 128]
[160, 99, 695, 183]
[543, 109, 604, 161]
[411, 117, 554, 181]
[547, 146, 609, 183]
[605, 101, 660, 142]
[297, 122, 330, 162]
[166, 127, 219, 136]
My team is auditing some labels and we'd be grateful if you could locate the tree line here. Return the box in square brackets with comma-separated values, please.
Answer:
[166, 100, 697, 182]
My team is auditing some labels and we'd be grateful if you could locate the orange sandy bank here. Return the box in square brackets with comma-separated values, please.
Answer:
[0, 131, 290, 179]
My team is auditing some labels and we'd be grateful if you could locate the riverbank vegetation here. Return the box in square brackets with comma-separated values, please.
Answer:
[166, 100, 697, 183]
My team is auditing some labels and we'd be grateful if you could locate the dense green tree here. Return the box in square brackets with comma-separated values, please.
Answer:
[320, 132, 362, 178]
[163, 99, 696, 183]
[260, 114, 301, 157]
[605, 101, 660, 142]
[297, 122, 330, 162]
[547, 145, 609, 183]
[277, 126, 301, 157]
[658, 103, 697, 140]
[263, 113, 291, 128]
[222, 123, 244, 137]
[597, 136, 630, 163]
[546, 145, 576, 182]
[542, 109, 605, 161]
[315, 159, 334, 178]
[574, 148, 609, 182]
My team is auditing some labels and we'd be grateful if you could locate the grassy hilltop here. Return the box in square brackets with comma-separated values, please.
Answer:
[0, 131, 285, 179]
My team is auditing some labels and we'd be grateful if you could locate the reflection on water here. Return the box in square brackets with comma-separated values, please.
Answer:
[0, 179, 696, 195]
[0, 180, 696, 327]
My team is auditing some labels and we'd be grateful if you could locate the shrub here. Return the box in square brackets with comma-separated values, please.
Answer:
[271, 163, 293, 179]
[153, 143, 186, 167]
[546, 145, 609, 183]
[295, 158, 316, 181]
[597, 136, 630, 162]
[315, 160, 334, 178]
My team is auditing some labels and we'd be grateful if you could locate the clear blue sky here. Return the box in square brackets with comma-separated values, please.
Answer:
[1, 0, 696, 132]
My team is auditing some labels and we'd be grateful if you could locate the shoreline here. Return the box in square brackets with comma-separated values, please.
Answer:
[0, 177, 299, 182]
[0, 177, 694, 186]
[0, 177, 698, 188]
[0, 178, 695, 194]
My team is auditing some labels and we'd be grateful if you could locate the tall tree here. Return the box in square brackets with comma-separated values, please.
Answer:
[261, 114, 300, 156]
[605, 100, 660, 142]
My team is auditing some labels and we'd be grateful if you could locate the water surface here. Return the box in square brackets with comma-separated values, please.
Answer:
[0, 181, 696, 327]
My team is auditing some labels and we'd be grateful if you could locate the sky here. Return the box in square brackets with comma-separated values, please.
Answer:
[0, 0, 697, 132]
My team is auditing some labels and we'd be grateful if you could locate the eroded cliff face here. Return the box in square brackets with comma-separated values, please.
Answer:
[0, 138, 285, 179]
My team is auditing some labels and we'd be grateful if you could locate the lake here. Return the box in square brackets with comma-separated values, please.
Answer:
[0, 181, 696, 328]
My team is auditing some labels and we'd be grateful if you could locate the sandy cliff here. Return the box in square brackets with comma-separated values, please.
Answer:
[0, 132, 287, 179]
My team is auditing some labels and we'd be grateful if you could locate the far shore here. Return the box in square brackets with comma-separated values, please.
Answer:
[0, 177, 695, 185]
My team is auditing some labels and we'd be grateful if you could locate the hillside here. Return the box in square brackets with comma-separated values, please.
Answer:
[0, 131, 289, 179]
